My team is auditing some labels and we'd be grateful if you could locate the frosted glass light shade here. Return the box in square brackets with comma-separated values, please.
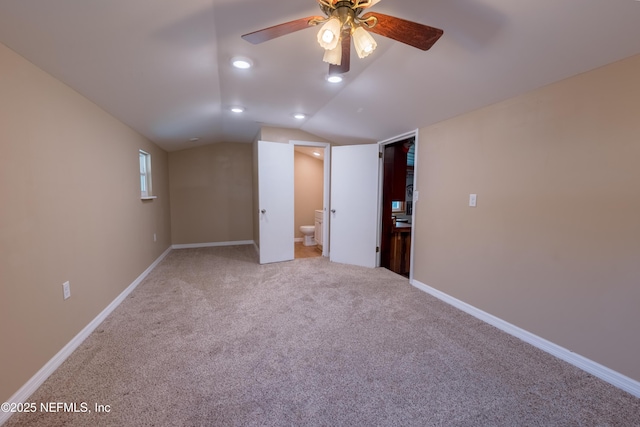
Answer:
[317, 17, 341, 50]
[322, 42, 342, 65]
[352, 26, 377, 58]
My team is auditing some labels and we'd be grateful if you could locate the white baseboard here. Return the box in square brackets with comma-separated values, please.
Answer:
[294, 237, 303, 243]
[411, 279, 640, 398]
[171, 240, 254, 249]
[0, 246, 172, 426]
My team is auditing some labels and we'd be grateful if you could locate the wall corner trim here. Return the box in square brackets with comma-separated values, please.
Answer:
[1, 246, 173, 426]
[410, 279, 640, 399]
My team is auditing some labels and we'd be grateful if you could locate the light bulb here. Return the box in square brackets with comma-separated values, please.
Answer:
[352, 26, 377, 59]
[317, 17, 341, 50]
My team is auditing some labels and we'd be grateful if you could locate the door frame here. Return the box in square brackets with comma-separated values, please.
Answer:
[291, 140, 331, 257]
[377, 129, 419, 280]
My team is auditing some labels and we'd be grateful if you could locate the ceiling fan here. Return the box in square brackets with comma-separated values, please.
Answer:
[241, 0, 443, 75]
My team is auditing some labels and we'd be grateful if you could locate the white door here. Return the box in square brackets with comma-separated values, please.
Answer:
[330, 144, 380, 268]
[258, 140, 294, 264]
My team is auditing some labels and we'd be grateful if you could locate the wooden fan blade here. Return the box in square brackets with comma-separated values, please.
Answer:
[242, 16, 324, 44]
[360, 12, 443, 51]
[329, 30, 351, 75]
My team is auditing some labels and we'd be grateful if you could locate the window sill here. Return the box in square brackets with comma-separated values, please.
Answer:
[141, 196, 157, 200]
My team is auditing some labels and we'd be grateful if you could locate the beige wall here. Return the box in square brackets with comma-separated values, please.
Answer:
[294, 152, 324, 238]
[169, 143, 253, 245]
[260, 126, 331, 145]
[414, 54, 640, 381]
[0, 43, 171, 401]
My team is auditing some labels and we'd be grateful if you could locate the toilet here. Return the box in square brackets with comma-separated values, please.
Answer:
[299, 225, 316, 246]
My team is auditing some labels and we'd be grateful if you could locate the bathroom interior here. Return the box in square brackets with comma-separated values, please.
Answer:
[294, 146, 325, 259]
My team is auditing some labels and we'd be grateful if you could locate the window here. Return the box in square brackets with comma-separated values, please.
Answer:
[391, 201, 405, 213]
[139, 150, 153, 198]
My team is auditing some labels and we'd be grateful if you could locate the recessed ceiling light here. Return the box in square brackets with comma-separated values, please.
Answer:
[327, 75, 343, 83]
[189, 137, 200, 142]
[230, 107, 245, 113]
[313, 151, 321, 157]
[231, 57, 253, 69]
[294, 113, 306, 120]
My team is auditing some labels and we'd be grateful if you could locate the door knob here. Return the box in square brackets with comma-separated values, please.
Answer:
[261, 209, 266, 214]
[331, 209, 336, 213]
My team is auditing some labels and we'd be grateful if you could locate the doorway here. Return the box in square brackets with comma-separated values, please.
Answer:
[379, 135, 415, 278]
[257, 137, 409, 269]
[292, 141, 330, 259]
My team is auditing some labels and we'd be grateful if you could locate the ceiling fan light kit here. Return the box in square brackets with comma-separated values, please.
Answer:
[352, 26, 377, 58]
[317, 17, 342, 50]
[323, 42, 342, 65]
[241, 0, 443, 75]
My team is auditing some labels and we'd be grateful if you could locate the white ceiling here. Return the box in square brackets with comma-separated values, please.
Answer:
[1, 0, 639, 152]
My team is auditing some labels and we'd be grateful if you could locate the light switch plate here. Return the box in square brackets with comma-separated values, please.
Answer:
[469, 194, 477, 207]
[62, 281, 71, 300]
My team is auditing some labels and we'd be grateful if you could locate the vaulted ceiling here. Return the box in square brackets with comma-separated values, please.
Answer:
[1, 0, 639, 152]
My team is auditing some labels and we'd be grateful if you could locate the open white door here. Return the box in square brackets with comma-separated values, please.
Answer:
[330, 144, 380, 268]
[258, 141, 294, 264]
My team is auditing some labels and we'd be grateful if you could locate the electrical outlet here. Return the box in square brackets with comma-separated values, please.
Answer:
[62, 281, 71, 300]
[469, 194, 477, 207]
[153, 233, 157, 242]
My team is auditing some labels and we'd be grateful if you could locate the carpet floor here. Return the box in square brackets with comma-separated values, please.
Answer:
[5, 245, 640, 426]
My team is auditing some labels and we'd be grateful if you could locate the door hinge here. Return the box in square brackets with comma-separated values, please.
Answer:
[378, 152, 383, 159]
[376, 246, 380, 253]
